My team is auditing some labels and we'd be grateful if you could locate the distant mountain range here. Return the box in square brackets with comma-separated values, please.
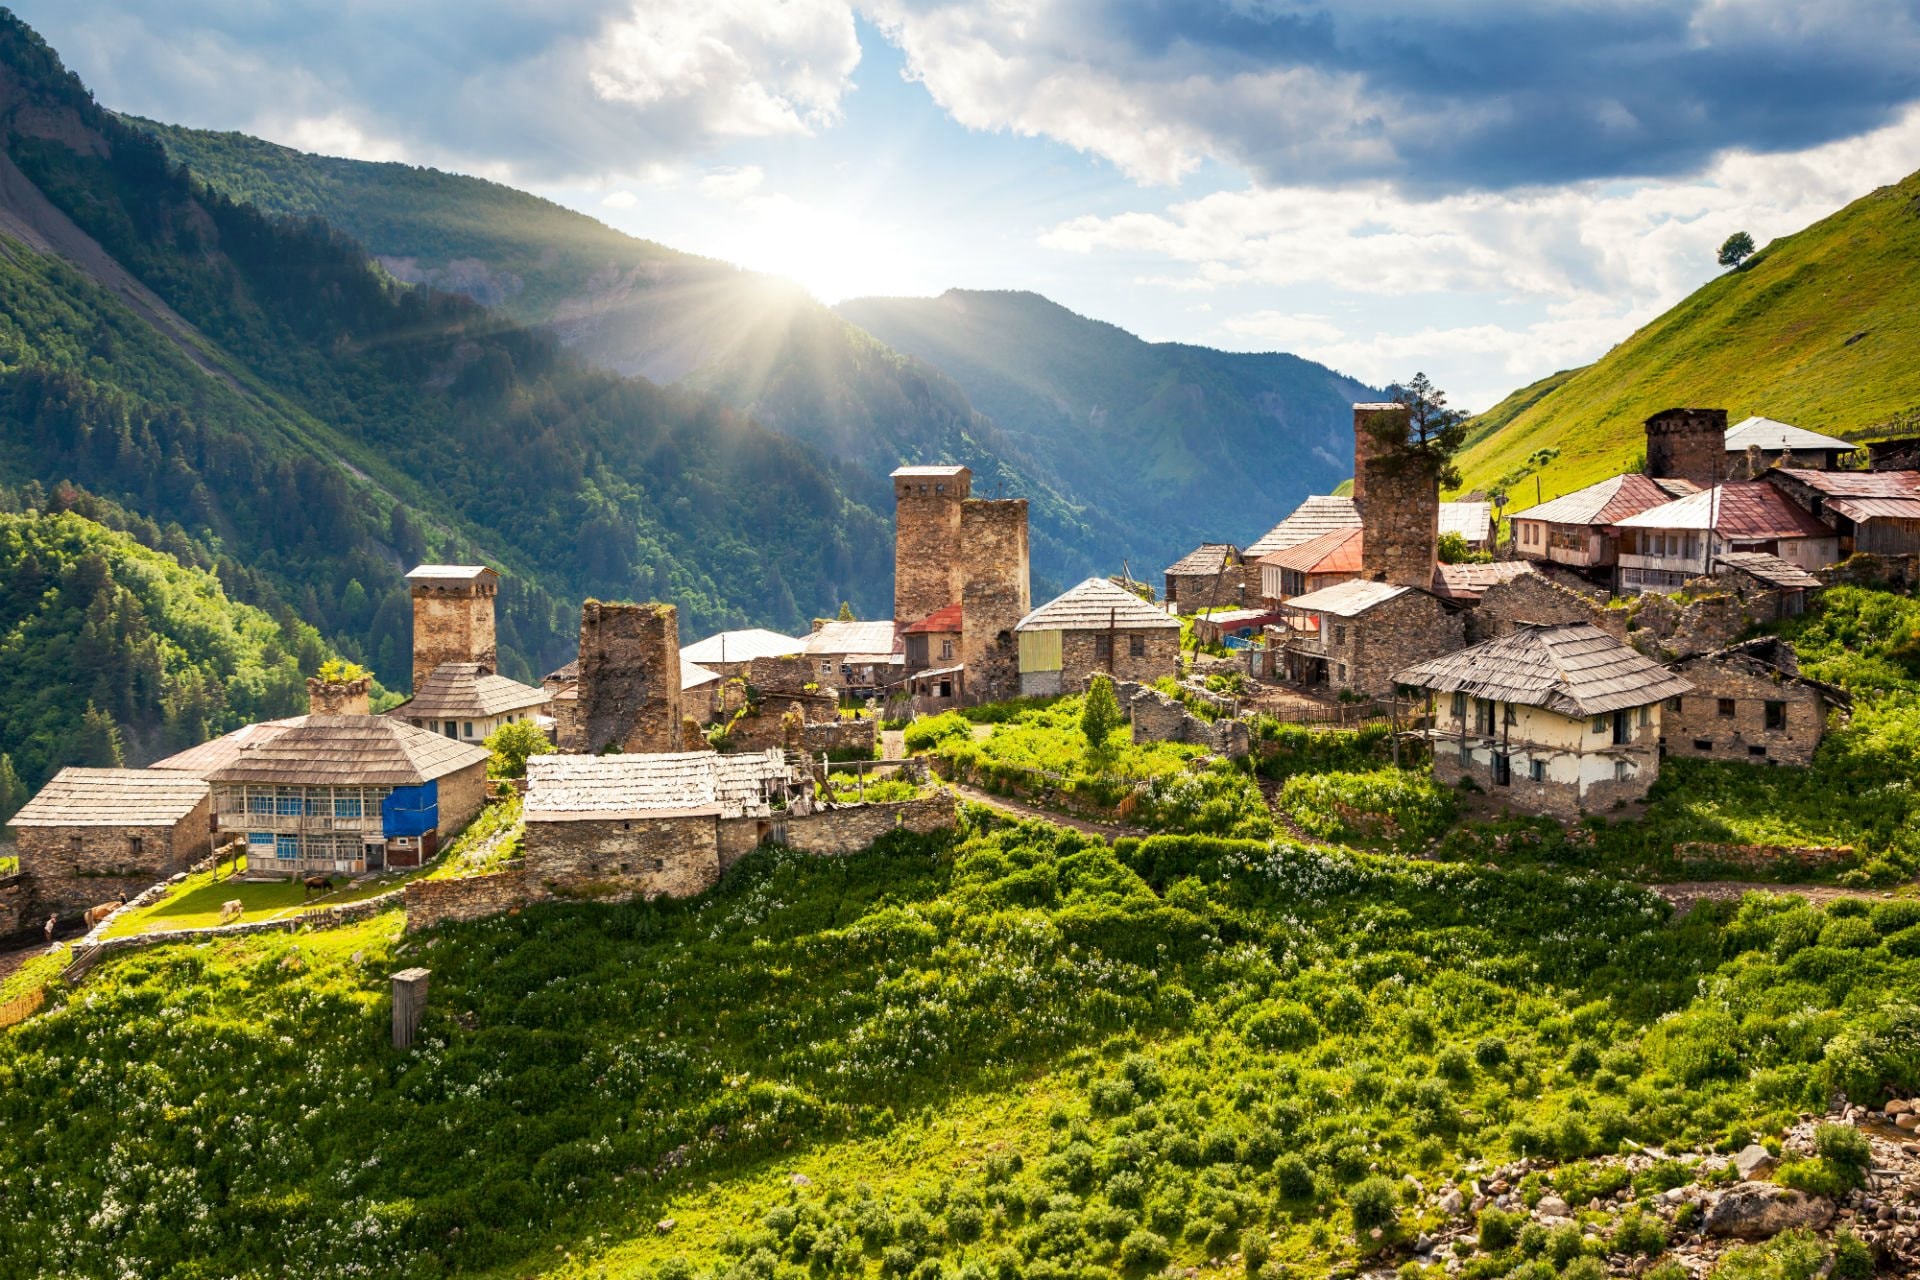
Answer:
[137, 120, 1375, 574]
[1455, 170, 1920, 508]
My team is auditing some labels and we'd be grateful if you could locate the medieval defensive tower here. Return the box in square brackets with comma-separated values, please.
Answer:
[407, 565, 499, 694]
[1352, 403, 1439, 590]
[892, 466, 970, 629]
[576, 600, 684, 755]
[1644, 407, 1727, 489]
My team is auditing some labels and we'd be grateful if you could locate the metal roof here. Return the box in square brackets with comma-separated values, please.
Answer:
[404, 564, 496, 582]
[1245, 495, 1362, 557]
[902, 603, 964, 635]
[524, 749, 791, 821]
[890, 465, 970, 478]
[158, 715, 489, 787]
[1282, 578, 1414, 618]
[1438, 502, 1493, 542]
[681, 661, 722, 690]
[1017, 577, 1181, 632]
[1516, 473, 1699, 526]
[393, 664, 550, 720]
[1430, 561, 1535, 601]
[1261, 525, 1363, 574]
[680, 629, 804, 665]
[1165, 543, 1240, 576]
[1395, 623, 1693, 717]
[1824, 496, 1920, 522]
[1712, 551, 1824, 589]
[803, 620, 901, 655]
[1725, 416, 1854, 453]
[1769, 468, 1920, 497]
[1613, 482, 1833, 539]
[10, 768, 209, 828]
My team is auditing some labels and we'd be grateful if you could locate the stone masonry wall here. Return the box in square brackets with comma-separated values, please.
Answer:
[1662, 662, 1827, 766]
[1628, 591, 1746, 661]
[1059, 627, 1181, 689]
[894, 474, 967, 629]
[1469, 573, 1613, 643]
[16, 795, 213, 918]
[782, 793, 957, 857]
[404, 869, 532, 932]
[578, 600, 684, 754]
[1115, 681, 1250, 758]
[1353, 403, 1440, 590]
[523, 812, 720, 901]
[306, 675, 371, 716]
[1322, 592, 1462, 697]
[0, 874, 25, 939]
[411, 579, 497, 693]
[437, 761, 490, 837]
[1645, 407, 1728, 489]
[959, 499, 1030, 702]
[748, 654, 827, 695]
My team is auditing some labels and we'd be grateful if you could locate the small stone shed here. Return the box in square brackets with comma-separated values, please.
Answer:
[1163, 543, 1244, 614]
[1278, 579, 1463, 698]
[803, 620, 902, 695]
[9, 769, 213, 917]
[1662, 637, 1846, 767]
[1015, 577, 1181, 696]
[1708, 551, 1823, 621]
[1396, 622, 1693, 818]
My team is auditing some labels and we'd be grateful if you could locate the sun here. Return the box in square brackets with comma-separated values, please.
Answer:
[721, 195, 921, 303]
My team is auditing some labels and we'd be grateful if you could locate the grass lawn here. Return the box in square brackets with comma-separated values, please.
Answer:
[101, 856, 429, 937]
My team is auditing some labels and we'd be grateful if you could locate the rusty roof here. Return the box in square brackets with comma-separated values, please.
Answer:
[1517, 473, 1699, 526]
[1245, 495, 1361, 557]
[1165, 543, 1240, 576]
[902, 603, 964, 635]
[1826, 496, 1920, 521]
[1770, 468, 1920, 497]
[1430, 561, 1536, 601]
[1615, 482, 1833, 539]
[1017, 577, 1180, 632]
[1395, 623, 1693, 717]
[1261, 524, 1363, 574]
[1712, 551, 1824, 589]
[524, 749, 791, 821]
[159, 715, 489, 787]
[10, 768, 209, 828]
[393, 664, 550, 721]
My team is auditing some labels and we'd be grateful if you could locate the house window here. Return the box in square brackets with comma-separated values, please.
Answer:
[335, 796, 362, 819]
[1129, 634, 1146, 657]
[1749, 745, 1768, 757]
[443, 722, 458, 739]
[276, 793, 304, 817]
[1717, 698, 1736, 718]
[1450, 691, 1467, 719]
[1639, 705, 1652, 728]
[1492, 753, 1511, 786]
[1504, 703, 1518, 726]
[646, 857, 665, 872]
[1591, 715, 1607, 734]
[462, 721, 475, 738]
[248, 793, 273, 817]
[1475, 699, 1496, 736]
[1613, 711, 1631, 745]
[275, 834, 299, 861]
[1693, 739, 1714, 751]
[1614, 760, 1632, 782]
[1333, 624, 1347, 646]
[1764, 700, 1786, 730]
[1668, 696, 1683, 711]
[1528, 758, 1545, 783]
[1094, 634, 1113, 660]
[939, 639, 953, 660]
[1337, 663, 1348, 682]
[128, 835, 144, 856]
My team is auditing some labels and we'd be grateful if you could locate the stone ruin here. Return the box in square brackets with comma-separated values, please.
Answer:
[576, 600, 684, 754]
[1111, 679, 1250, 759]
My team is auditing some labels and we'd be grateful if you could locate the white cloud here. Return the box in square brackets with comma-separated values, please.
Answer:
[601, 191, 640, 209]
[698, 165, 766, 200]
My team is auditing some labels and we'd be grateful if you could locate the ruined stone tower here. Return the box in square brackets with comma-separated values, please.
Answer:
[1352, 403, 1439, 589]
[577, 600, 684, 755]
[958, 497, 1031, 702]
[407, 565, 499, 694]
[306, 673, 372, 717]
[893, 466, 970, 629]
[1645, 407, 1727, 489]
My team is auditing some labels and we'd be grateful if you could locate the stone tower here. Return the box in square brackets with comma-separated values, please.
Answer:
[577, 600, 684, 755]
[1352, 403, 1439, 589]
[307, 673, 372, 717]
[893, 466, 971, 629]
[1645, 408, 1727, 489]
[407, 565, 499, 694]
[958, 497, 1031, 702]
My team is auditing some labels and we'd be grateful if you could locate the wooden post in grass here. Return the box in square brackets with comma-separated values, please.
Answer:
[392, 967, 430, 1050]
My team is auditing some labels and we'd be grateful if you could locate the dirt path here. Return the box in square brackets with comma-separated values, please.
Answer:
[880, 730, 906, 762]
[1650, 880, 1904, 915]
[945, 782, 1150, 842]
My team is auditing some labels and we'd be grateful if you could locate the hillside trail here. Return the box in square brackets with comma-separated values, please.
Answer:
[944, 781, 1150, 843]
[1649, 880, 1903, 915]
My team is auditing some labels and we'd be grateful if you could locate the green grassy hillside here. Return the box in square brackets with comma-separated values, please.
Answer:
[1454, 171, 1920, 508]
[834, 290, 1377, 562]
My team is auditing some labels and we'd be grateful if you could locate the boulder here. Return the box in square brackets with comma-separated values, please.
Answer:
[1733, 1143, 1777, 1180]
[1438, 1189, 1465, 1217]
[1704, 1183, 1835, 1239]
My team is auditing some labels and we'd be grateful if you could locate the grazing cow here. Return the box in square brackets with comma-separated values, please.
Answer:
[302, 874, 332, 898]
[218, 899, 244, 924]
[82, 901, 123, 929]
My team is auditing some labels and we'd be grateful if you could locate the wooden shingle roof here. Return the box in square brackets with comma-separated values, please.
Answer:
[10, 768, 208, 828]
[1394, 622, 1692, 717]
[1245, 496, 1361, 557]
[1017, 578, 1181, 632]
[1165, 543, 1240, 576]
[395, 664, 550, 720]
[524, 749, 792, 821]
[157, 715, 489, 787]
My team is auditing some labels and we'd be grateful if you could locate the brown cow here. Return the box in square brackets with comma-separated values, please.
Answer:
[302, 875, 332, 898]
[82, 901, 123, 929]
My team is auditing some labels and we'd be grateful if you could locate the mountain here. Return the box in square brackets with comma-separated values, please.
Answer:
[0, 10, 892, 717]
[1454, 170, 1920, 507]
[129, 118, 1123, 590]
[836, 289, 1376, 558]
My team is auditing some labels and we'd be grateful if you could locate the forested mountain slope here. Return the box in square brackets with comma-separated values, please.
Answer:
[0, 12, 891, 714]
[131, 118, 1122, 588]
[837, 289, 1376, 557]
[1454, 170, 1920, 507]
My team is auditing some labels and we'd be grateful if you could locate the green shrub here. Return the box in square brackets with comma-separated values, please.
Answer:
[1776, 1158, 1852, 1198]
[1118, 1229, 1171, 1269]
[1272, 1154, 1315, 1201]
[1278, 768, 1457, 848]
[1476, 1207, 1521, 1252]
[1833, 1228, 1874, 1280]
[1474, 1036, 1510, 1070]
[1347, 1176, 1398, 1235]
[1241, 1002, 1322, 1052]
[1610, 1207, 1668, 1256]
[904, 712, 972, 753]
[1814, 1123, 1872, 1182]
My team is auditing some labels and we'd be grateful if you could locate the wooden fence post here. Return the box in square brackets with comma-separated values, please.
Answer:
[392, 967, 430, 1050]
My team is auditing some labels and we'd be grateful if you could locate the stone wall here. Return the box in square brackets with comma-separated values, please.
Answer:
[523, 812, 720, 901]
[1645, 407, 1727, 488]
[1433, 746, 1658, 821]
[1628, 591, 1746, 661]
[411, 577, 497, 693]
[781, 793, 957, 856]
[16, 796, 213, 918]
[1166, 570, 1243, 614]
[1116, 681, 1251, 758]
[577, 600, 684, 754]
[0, 873, 25, 939]
[437, 761, 490, 837]
[306, 675, 371, 716]
[1673, 841, 1854, 870]
[747, 654, 826, 695]
[1353, 403, 1440, 590]
[1059, 626, 1181, 689]
[1662, 660, 1827, 766]
[894, 473, 968, 629]
[403, 870, 531, 932]
[1823, 552, 1920, 590]
[960, 501, 1030, 703]
[1324, 591, 1463, 696]
[1469, 573, 1615, 643]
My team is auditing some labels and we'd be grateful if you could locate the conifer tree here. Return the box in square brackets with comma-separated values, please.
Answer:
[1081, 675, 1123, 762]
[0, 752, 26, 823]
[72, 702, 126, 768]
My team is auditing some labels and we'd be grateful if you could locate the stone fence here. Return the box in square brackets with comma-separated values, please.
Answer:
[404, 869, 531, 933]
[1675, 842, 1856, 870]
[1112, 679, 1251, 758]
[60, 886, 408, 983]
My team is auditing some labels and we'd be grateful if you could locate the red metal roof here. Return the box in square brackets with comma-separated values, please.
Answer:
[1615, 482, 1833, 539]
[1517, 472, 1698, 526]
[1261, 525, 1363, 574]
[1771, 468, 1920, 497]
[902, 603, 964, 634]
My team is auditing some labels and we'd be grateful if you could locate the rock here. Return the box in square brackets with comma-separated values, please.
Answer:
[656, 1219, 676, 1234]
[1897, 1114, 1920, 1132]
[1704, 1183, 1835, 1240]
[1887, 1099, 1913, 1116]
[1439, 1190, 1465, 1216]
[1536, 1195, 1571, 1218]
[1470, 1196, 1489, 1213]
[790, 1173, 812, 1187]
[1734, 1143, 1778, 1180]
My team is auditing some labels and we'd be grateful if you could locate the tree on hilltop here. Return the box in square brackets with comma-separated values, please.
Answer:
[1718, 231, 1756, 270]
[1367, 372, 1470, 490]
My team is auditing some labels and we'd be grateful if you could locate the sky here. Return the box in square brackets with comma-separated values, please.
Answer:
[22, 1, 1920, 410]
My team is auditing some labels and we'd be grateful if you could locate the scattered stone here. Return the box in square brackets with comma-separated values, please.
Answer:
[1536, 1194, 1571, 1218]
[1897, 1114, 1920, 1132]
[1704, 1183, 1835, 1239]
[656, 1219, 676, 1234]
[790, 1172, 812, 1187]
[1438, 1189, 1465, 1217]
[1734, 1143, 1777, 1179]
[1887, 1099, 1913, 1116]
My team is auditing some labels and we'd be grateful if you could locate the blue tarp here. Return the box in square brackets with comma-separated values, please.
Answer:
[382, 781, 439, 838]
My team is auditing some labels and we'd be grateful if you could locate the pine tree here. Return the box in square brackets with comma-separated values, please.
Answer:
[1081, 675, 1124, 762]
[0, 752, 26, 823]
[837, 601, 856, 621]
[72, 702, 126, 768]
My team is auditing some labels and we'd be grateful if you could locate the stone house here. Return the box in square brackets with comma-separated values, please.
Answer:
[1277, 579, 1463, 698]
[393, 663, 550, 745]
[397, 562, 552, 739]
[1163, 543, 1244, 614]
[406, 565, 499, 693]
[1707, 551, 1823, 621]
[153, 715, 488, 875]
[1465, 570, 1617, 644]
[1245, 495, 1363, 606]
[1429, 561, 1537, 605]
[1725, 417, 1856, 473]
[9, 769, 213, 916]
[1015, 577, 1182, 696]
[1395, 622, 1693, 818]
[522, 750, 801, 900]
[1259, 524, 1362, 602]
[803, 619, 903, 696]
[1662, 637, 1845, 767]
[1611, 482, 1839, 594]
[1763, 468, 1920, 557]
[679, 628, 803, 679]
[902, 603, 963, 674]
[1511, 473, 1698, 575]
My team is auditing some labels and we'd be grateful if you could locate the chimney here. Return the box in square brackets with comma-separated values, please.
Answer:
[1644, 408, 1727, 489]
[1352, 402, 1439, 589]
[307, 674, 372, 716]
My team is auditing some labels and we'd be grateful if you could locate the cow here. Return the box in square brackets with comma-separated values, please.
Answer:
[82, 901, 123, 929]
[302, 875, 332, 899]
[218, 899, 244, 924]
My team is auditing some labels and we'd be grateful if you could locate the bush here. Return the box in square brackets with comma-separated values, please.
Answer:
[1347, 1176, 1398, 1235]
[1476, 1207, 1521, 1252]
[1273, 1154, 1315, 1201]
[1278, 768, 1457, 848]
[1118, 1229, 1171, 1269]
[904, 712, 971, 753]
[1474, 1036, 1510, 1070]
[1815, 1123, 1872, 1182]
[1610, 1207, 1668, 1256]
